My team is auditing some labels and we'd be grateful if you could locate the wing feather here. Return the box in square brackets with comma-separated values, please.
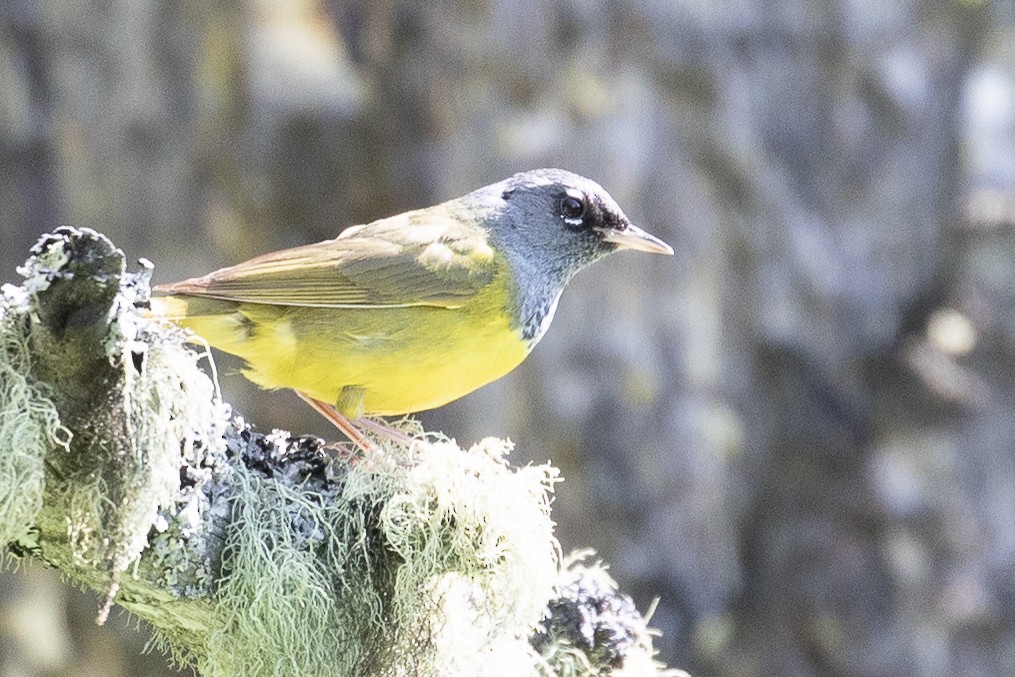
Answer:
[154, 210, 499, 309]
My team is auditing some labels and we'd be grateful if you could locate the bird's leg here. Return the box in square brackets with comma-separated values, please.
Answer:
[295, 390, 417, 455]
[337, 385, 418, 445]
[295, 391, 375, 453]
[353, 417, 416, 445]
[336, 385, 367, 419]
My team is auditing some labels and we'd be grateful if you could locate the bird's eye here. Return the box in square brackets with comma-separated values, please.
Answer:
[560, 196, 585, 221]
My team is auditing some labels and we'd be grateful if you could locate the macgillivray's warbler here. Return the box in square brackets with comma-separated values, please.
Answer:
[151, 169, 672, 447]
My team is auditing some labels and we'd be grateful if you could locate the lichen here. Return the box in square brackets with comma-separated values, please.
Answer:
[160, 435, 561, 677]
[533, 553, 688, 677]
[0, 286, 70, 547]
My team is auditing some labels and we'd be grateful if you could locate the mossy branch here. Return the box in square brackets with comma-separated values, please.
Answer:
[0, 227, 681, 676]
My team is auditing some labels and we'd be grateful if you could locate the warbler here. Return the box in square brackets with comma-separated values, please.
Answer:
[152, 169, 672, 444]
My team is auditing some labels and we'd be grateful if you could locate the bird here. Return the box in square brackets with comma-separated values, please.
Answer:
[151, 169, 672, 447]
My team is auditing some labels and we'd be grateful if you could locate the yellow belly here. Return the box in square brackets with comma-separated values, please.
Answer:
[153, 286, 530, 416]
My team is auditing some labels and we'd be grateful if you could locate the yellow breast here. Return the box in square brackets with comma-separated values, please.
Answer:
[156, 273, 530, 417]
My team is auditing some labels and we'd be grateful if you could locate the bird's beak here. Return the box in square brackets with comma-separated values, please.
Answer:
[600, 224, 674, 255]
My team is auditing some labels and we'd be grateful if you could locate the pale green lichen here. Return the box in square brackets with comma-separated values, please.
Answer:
[15, 239, 71, 296]
[7, 230, 230, 620]
[152, 435, 560, 677]
[376, 437, 560, 675]
[377, 439, 560, 658]
[0, 288, 70, 547]
[39, 264, 230, 624]
[87, 316, 230, 621]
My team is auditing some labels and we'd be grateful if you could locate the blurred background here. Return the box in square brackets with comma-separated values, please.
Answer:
[2, 0, 1015, 675]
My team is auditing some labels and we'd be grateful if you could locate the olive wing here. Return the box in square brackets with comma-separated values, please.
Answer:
[154, 211, 499, 309]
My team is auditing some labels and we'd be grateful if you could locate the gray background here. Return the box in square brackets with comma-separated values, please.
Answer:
[3, 1, 1015, 675]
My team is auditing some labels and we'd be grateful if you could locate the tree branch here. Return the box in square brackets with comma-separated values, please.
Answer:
[0, 227, 681, 676]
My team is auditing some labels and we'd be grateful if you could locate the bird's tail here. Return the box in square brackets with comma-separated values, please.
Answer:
[148, 295, 190, 321]
[148, 295, 250, 354]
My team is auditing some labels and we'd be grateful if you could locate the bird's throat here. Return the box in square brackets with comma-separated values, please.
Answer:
[520, 292, 561, 345]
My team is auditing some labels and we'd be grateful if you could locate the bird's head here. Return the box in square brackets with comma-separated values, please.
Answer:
[473, 169, 672, 286]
